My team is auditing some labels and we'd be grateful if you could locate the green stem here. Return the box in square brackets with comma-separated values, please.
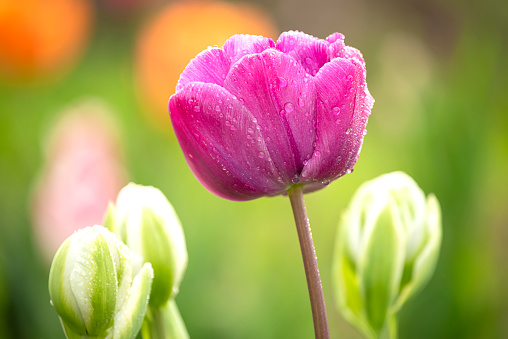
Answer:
[153, 307, 166, 339]
[388, 315, 398, 339]
[287, 185, 330, 339]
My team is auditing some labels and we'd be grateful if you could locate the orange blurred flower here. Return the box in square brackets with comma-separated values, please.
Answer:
[135, 0, 278, 132]
[0, 0, 93, 82]
[31, 99, 127, 264]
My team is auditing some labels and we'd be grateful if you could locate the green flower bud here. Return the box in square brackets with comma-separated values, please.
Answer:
[333, 172, 442, 338]
[105, 183, 188, 307]
[49, 225, 154, 339]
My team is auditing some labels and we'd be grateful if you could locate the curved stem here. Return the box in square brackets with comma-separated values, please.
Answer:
[287, 185, 330, 339]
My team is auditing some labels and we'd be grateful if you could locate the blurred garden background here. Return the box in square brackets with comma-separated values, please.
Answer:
[0, 0, 507, 338]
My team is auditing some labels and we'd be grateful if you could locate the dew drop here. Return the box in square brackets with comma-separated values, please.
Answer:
[279, 77, 288, 88]
[258, 152, 265, 159]
[303, 159, 308, 166]
[292, 80, 298, 87]
[346, 128, 351, 135]
[247, 127, 254, 134]
[332, 106, 340, 115]
[193, 105, 201, 112]
[363, 130, 368, 135]
[298, 98, 305, 107]
[284, 102, 294, 113]
[291, 175, 300, 184]
[321, 179, 330, 186]
[305, 57, 313, 65]
[215, 105, 221, 112]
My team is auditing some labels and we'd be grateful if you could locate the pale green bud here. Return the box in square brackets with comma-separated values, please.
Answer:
[49, 225, 154, 339]
[105, 183, 188, 307]
[333, 172, 442, 338]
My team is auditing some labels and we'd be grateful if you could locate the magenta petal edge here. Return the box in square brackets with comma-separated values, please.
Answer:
[169, 31, 374, 201]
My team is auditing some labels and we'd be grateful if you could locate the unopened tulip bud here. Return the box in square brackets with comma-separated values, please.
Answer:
[49, 225, 153, 339]
[333, 172, 442, 338]
[105, 183, 188, 307]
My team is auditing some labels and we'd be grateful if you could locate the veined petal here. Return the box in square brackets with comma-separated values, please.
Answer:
[176, 48, 231, 92]
[169, 82, 285, 201]
[223, 34, 275, 65]
[301, 57, 373, 182]
[276, 31, 329, 76]
[223, 49, 317, 181]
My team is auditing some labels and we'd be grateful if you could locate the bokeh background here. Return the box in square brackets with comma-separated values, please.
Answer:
[0, 0, 507, 338]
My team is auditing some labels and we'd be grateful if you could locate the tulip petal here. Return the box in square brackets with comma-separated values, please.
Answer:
[276, 31, 329, 76]
[223, 34, 275, 65]
[301, 57, 373, 183]
[223, 49, 317, 181]
[325, 33, 365, 65]
[176, 48, 231, 92]
[169, 82, 286, 200]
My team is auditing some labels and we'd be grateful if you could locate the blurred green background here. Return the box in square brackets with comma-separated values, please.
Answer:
[0, 0, 507, 338]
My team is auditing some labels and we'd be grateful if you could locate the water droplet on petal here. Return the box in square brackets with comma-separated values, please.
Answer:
[346, 128, 351, 134]
[279, 77, 288, 88]
[332, 106, 340, 115]
[291, 175, 300, 184]
[258, 152, 265, 159]
[284, 102, 294, 113]
[363, 130, 368, 135]
[193, 105, 201, 112]
[305, 57, 313, 65]
[298, 98, 305, 107]
[215, 105, 221, 112]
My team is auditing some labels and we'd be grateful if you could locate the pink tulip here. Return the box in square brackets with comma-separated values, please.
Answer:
[169, 31, 374, 201]
[31, 100, 127, 263]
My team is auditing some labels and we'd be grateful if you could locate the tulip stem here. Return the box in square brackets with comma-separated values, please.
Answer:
[287, 185, 330, 339]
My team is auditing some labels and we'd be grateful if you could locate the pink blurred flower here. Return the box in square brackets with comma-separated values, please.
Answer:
[32, 99, 127, 263]
[169, 31, 374, 201]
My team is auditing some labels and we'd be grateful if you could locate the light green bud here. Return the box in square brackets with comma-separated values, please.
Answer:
[105, 183, 188, 307]
[49, 225, 154, 339]
[333, 172, 442, 338]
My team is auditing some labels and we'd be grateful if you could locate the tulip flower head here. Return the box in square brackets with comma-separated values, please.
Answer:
[333, 172, 442, 338]
[105, 183, 188, 308]
[169, 31, 374, 201]
[49, 225, 154, 339]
